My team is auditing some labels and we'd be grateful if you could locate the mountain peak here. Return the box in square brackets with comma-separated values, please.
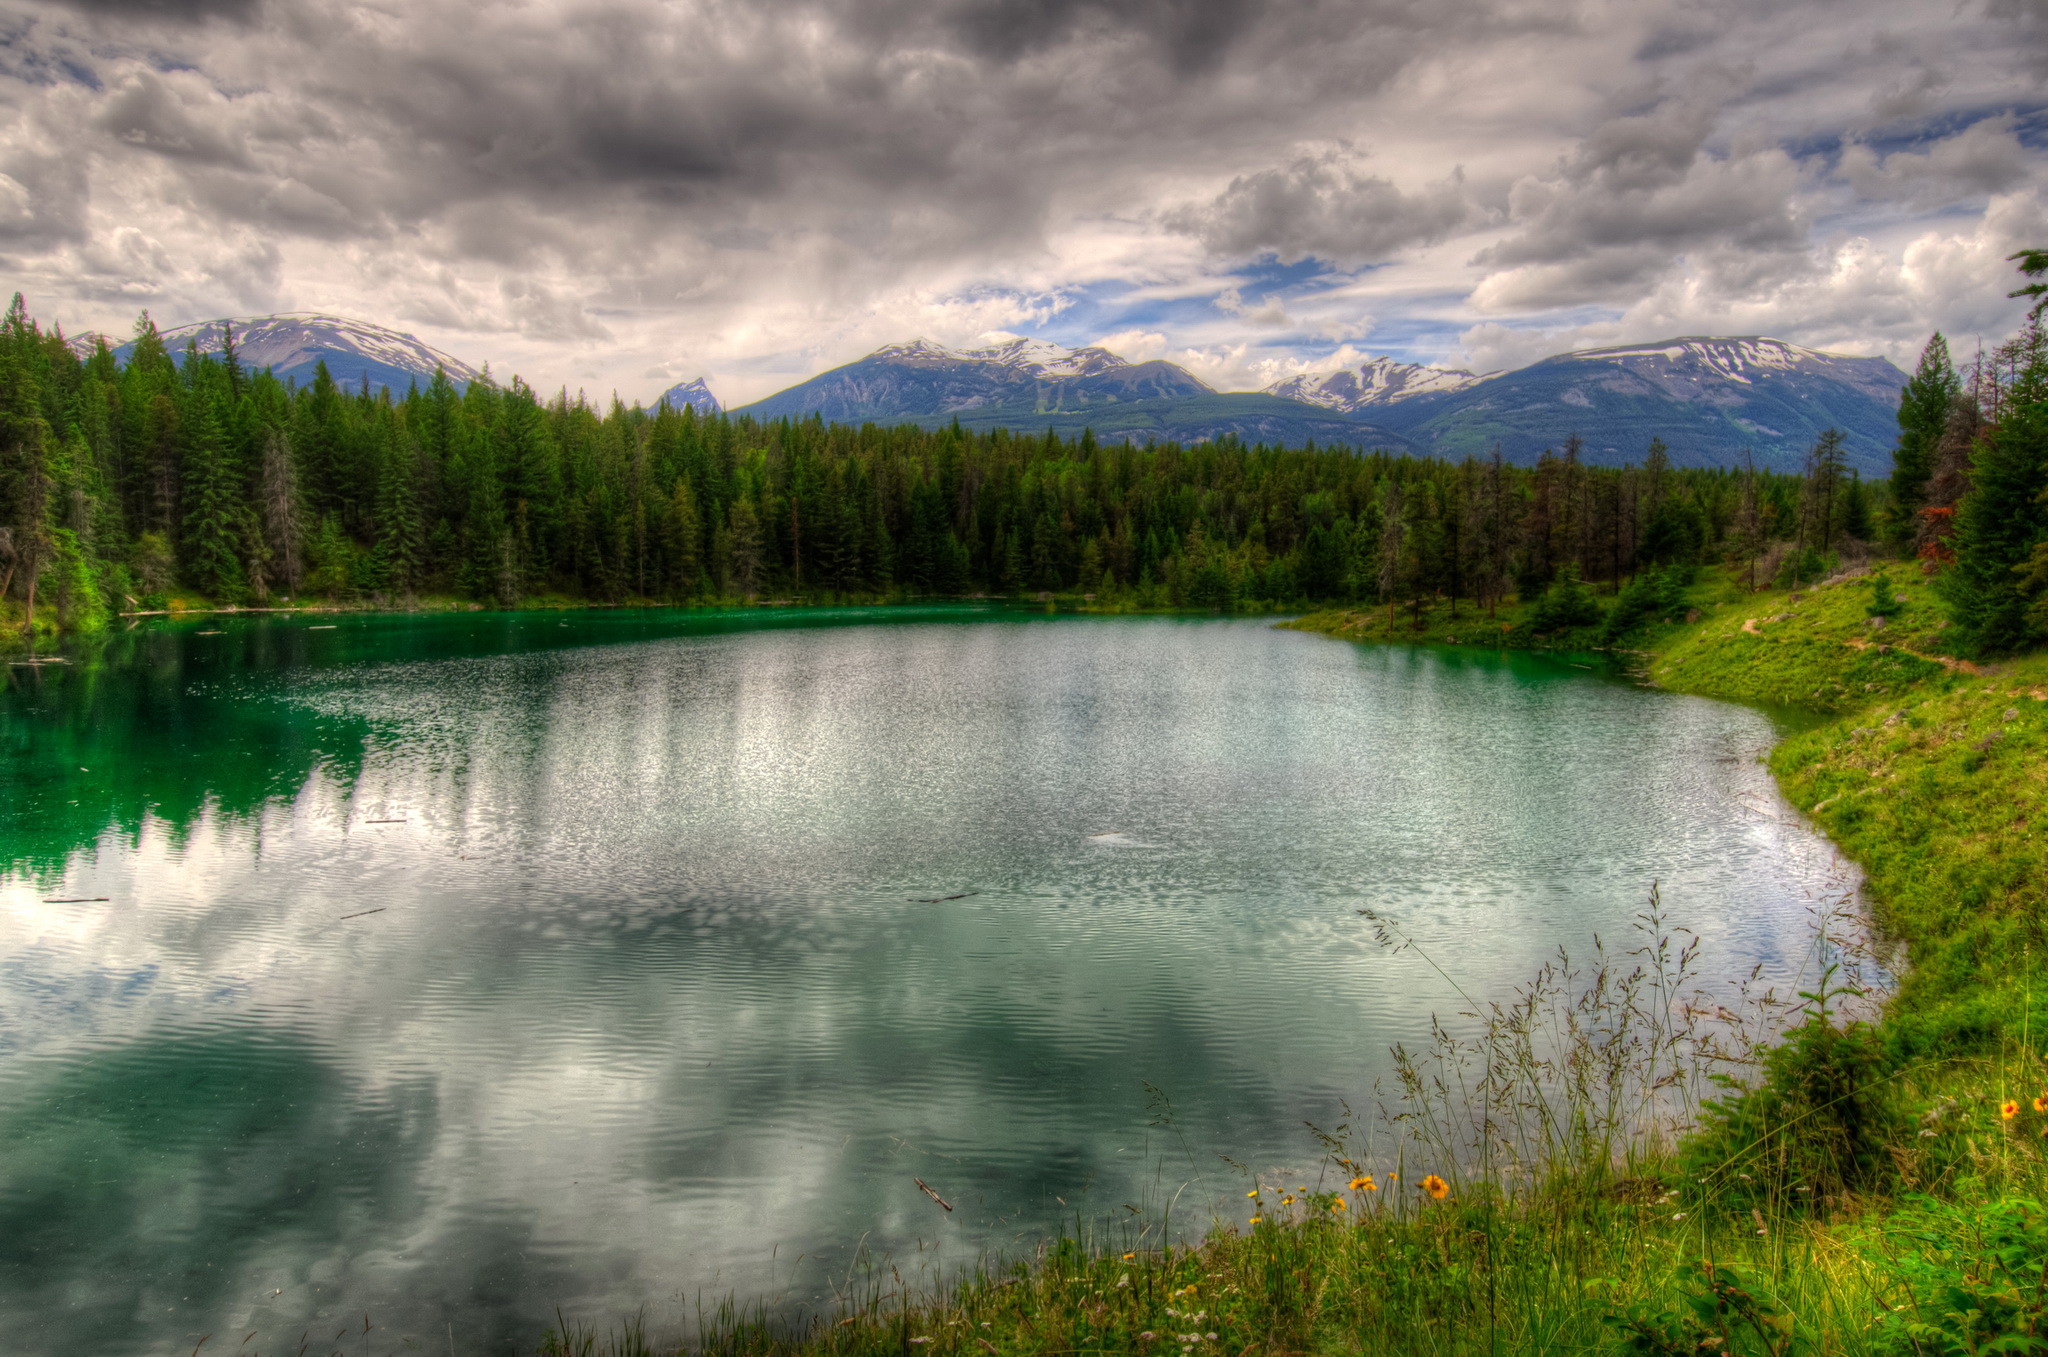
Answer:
[1533, 334, 1908, 405]
[653, 377, 721, 415]
[1266, 356, 1487, 413]
[869, 336, 1141, 379]
[735, 336, 1214, 423]
[116, 313, 484, 393]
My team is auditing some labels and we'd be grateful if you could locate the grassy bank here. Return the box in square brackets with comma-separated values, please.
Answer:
[533, 565, 2047, 1357]
[1291, 565, 2048, 1050]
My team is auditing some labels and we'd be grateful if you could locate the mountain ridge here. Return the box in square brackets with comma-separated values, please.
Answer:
[77, 310, 1910, 473]
[107, 313, 485, 395]
[734, 332, 1907, 471]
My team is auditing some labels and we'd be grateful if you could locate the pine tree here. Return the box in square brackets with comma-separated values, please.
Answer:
[665, 480, 702, 596]
[258, 427, 305, 597]
[726, 497, 764, 598]
[1940, 320, 2048, 654]
[374, 428, 424, 597]
[1890, 333, 1957, 544]
[177, 368, 245, 601]
[1916, 394, 1979, 564]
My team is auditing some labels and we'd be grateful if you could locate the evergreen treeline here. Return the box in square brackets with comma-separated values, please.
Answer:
[4, 284, 2044, 656]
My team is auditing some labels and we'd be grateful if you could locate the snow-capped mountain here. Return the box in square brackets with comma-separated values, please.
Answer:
[735, 332, 1907, 470]
[1544, 337, 1905, 404]
[114, 314, 484, 394]
[735, 337, 1215, 423]
[869, 337, 1139, 381]
[1362, 336, 1908, 470]
[1265, 357, 1487, 413]
[652, 377, 721, 415]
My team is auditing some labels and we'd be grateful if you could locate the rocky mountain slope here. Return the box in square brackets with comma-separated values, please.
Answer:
[733, 338, 1216, 422]
[1265, 356, 1487, 411]
[734, 334, 1904, 470]
[1358, 338, 1907, 471]
[109, 314, 483, 395]
[652, 377, 721, 414]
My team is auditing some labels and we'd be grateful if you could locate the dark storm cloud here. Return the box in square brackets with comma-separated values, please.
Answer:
[0, 0, 2041, 391]
[1167, 151, 1476, 264]
[95, 69, 252, 166]
[0, 0, 1479, 294]
[49, 0, 255, 21]
[938, 0, 1262, 71]
[1472, 96, 1809, 306]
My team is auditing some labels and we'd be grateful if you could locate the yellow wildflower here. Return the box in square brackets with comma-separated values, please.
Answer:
[2035, 1094, 2047, 1113]
[2004, 1099, 2022, 1121]
[1330, 1199, 1345, 1212]
[1348, 1176, 1375, 1191]
[1420, 1174, 1450, 1200]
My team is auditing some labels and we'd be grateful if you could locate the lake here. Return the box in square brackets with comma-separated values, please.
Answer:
[0, 608, 1853, 1356]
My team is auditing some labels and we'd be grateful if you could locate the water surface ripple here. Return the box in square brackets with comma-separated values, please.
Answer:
[0, 610, 1849, 1356]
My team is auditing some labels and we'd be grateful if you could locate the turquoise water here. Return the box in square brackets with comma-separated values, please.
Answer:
[0, 609, 1852, 1355]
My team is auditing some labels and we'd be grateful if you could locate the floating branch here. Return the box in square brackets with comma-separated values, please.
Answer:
[914, 1178, 953, 1212]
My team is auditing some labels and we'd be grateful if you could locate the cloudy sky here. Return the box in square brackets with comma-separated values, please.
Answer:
[0, 0, 2043, 405]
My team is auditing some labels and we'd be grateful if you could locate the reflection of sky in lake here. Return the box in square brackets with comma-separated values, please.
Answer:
[0, 613, 1857, 1356]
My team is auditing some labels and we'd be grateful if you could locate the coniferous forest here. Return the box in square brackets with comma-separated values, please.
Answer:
[2, 292, 2046, 656]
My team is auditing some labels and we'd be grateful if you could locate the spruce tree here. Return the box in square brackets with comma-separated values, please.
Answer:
[177, 372, 244, 601]
[665, 480, 701, 596]
[1939, 319, 2048, 654]
[1890, 333, 1957, 544]
[374, 428, 424, 597]
[726, 498, 764, 598]
[258, 427, 305, 597]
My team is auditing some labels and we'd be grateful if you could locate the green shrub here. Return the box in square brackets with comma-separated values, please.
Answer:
[1529, 563, 1604, 633]
[1776, 547, 1832, 591]
[1601, 566, 1697, 642]
[1682, 972, 1902, 1209]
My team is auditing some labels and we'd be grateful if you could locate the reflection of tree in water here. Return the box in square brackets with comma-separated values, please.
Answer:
[1, 606, 1013, 876]
[1, 627, 372, 875]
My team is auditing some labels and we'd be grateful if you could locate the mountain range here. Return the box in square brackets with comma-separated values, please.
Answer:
[82, 313, 1910, 473]
[729, 337, 1401, 450]
[731, 334, 1907, 472]
[101, 313, 485, 395]
[1341, 338, 1910, 472]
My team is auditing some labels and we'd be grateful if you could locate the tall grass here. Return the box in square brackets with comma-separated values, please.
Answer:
[534, 880, 2048, 1357]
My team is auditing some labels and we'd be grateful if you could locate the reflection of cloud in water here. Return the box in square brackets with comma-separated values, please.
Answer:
[0, 617, 1861, 1355]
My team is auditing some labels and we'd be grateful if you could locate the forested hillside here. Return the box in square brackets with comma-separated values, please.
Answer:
[0, 298, 1922, 635]
[0, 291, 2039, 649]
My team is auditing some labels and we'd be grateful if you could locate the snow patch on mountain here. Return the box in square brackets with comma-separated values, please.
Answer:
[1265, 356, 1487, 413]
[119, 313, 484, 391]
[875, 337, 1153, 382]
[1540, 336, 1907, 405]
[652, 377, 721, 414]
